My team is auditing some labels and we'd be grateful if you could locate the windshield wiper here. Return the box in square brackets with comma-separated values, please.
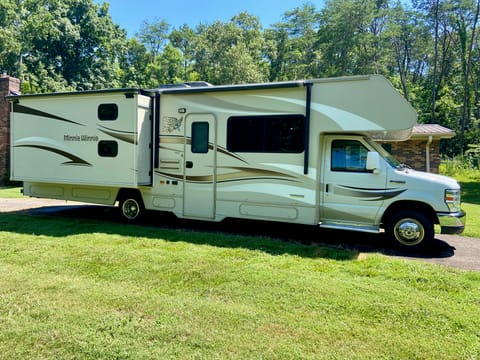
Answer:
[397, 163, 412, 170]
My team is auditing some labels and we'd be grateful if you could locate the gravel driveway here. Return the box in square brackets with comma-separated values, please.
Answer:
[1, 197, 479, 271]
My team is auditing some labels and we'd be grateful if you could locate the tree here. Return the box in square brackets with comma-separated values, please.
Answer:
[136, 19, 170, 61]
[4, 0, 480, 156]
[386, 2, 431, 101]
[146, 44, 184, 86]
[413, 0, 458, 123]
[0, 0, 22, 76]
[118, 38, 151, 87]
[192, 14, 267, 84]
[318, 0, 390, 76]
[455, 0, 480, 153]
[7, 0, 127, 92]
[265, 4, 320, 80]
[170, 24, 197, 81]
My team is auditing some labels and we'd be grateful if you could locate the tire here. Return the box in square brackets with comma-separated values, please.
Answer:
[385, 210, 434, 250]
[119, 193, 144, 222]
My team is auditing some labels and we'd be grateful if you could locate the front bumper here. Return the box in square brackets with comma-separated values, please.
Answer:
[438, 210, 466, 235]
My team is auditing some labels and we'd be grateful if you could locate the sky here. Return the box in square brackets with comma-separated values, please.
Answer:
[95, 0, 320, 36]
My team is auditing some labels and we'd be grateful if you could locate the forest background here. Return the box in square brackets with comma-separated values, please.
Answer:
[1, 0, 479, 157]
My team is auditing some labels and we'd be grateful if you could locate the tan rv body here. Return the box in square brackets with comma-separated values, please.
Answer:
[9, 75, 465, 248]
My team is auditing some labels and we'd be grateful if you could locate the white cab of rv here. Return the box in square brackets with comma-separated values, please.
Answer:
[9, 75, 465, 249]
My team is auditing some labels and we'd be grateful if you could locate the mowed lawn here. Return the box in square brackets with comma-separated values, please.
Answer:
[1, 185, 479, 359]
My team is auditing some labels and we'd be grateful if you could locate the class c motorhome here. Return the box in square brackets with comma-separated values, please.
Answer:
[8, 75, 465, 249]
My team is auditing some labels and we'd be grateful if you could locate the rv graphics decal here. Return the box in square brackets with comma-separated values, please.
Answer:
[13, 103, 85, 126]
[14, 137, 92, 166]
[161, 116, 183, 133]
[159, 136, 248, 164]
[333, 185, 406, 201]
[98, 125, 137, 144]
[156, 166, 300, 184]
[15, 144, 91, 166]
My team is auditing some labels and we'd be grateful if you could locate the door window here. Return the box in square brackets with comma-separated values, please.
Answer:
[331, 140, 369, 172]
[191, 122, 209, 153]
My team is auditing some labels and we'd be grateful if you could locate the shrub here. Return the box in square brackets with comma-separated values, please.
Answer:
[440, 154, 480, 180]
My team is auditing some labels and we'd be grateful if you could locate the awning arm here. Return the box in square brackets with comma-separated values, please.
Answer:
[304, 81, 313, 175]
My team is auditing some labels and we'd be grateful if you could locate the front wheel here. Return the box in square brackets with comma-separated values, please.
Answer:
[385, 210, 434, 250]
[119, 194, 144, 222]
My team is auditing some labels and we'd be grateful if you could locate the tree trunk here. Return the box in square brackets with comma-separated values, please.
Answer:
[460, 0, 480, 154]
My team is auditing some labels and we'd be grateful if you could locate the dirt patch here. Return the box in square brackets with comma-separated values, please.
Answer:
[0, 198, 87, 213]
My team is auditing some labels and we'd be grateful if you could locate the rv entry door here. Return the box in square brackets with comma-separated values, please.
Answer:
[183, 114, 216, 219]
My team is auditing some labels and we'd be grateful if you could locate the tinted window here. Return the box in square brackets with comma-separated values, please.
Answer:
[331, 140, 369, 172]
[98, 104, 118, 120]
[98, 141, 118, 157]
[227, 115, 305, 153]
[191, 122, 209, 153]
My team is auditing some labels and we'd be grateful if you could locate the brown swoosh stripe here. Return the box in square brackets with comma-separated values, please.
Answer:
[160, 136, 247, 164]
[13, 104, 85, 126]
[98, 127, 137, 144]
[334, 185, 406, 200]
[155, 167, 299, 183]
[15, 145, 91, 166]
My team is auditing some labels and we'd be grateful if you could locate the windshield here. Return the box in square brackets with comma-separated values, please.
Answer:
[364, 137, 402, 169]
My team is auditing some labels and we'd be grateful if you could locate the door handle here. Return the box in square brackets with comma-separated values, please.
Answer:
[186, 161, 193, 168]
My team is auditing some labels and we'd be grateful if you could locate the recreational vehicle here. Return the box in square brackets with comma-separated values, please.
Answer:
[8, 75, 465, 249]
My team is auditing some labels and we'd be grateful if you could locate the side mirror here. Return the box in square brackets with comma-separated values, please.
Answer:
[366, 151, 382, 173]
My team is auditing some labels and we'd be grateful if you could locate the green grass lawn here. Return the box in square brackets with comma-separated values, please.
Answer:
[456, 175, 479, 238]
[0, 211, 479, 359]
[1, 180, 479, 358]
[462, 202, 479, 238]
[0, 186, 23, 198]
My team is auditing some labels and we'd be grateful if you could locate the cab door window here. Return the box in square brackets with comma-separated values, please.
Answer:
[331, 140, 370, 172]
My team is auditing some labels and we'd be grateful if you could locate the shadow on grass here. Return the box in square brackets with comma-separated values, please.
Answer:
[0, 204, 455, 261]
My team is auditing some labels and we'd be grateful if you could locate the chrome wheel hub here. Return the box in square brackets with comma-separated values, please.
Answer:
[123, 199, 139, 219]
[394, 218, 424, 246]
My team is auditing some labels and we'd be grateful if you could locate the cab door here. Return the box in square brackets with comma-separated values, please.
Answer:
[183, 114, 216, 219]
[321, 136, 388, 229]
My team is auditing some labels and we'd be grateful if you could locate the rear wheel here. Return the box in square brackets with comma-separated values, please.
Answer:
[385, 210, 434, 250]
[119, 192, 144, 222]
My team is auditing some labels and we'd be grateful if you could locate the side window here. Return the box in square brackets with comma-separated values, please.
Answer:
[227, 114, 305, 153]
[191, 122, 209, 153]
[98, 140, 118, 157]
[98, 104, 118, 121]
[331, 140, 369, 172]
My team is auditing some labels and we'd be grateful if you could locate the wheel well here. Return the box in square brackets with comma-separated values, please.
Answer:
[381, 201, 437, 228]
[116, 188, 143, 204]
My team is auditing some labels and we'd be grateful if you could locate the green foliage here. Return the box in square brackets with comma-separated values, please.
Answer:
[440, 155, 480, 179]
[192, 14, 268, 85]
[2, 0, 480, 154]
[136, 19, 170, 60]
[1, 0, 126, 92]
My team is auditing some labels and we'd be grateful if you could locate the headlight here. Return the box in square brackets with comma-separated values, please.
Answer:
[445, 189, 461, 212]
